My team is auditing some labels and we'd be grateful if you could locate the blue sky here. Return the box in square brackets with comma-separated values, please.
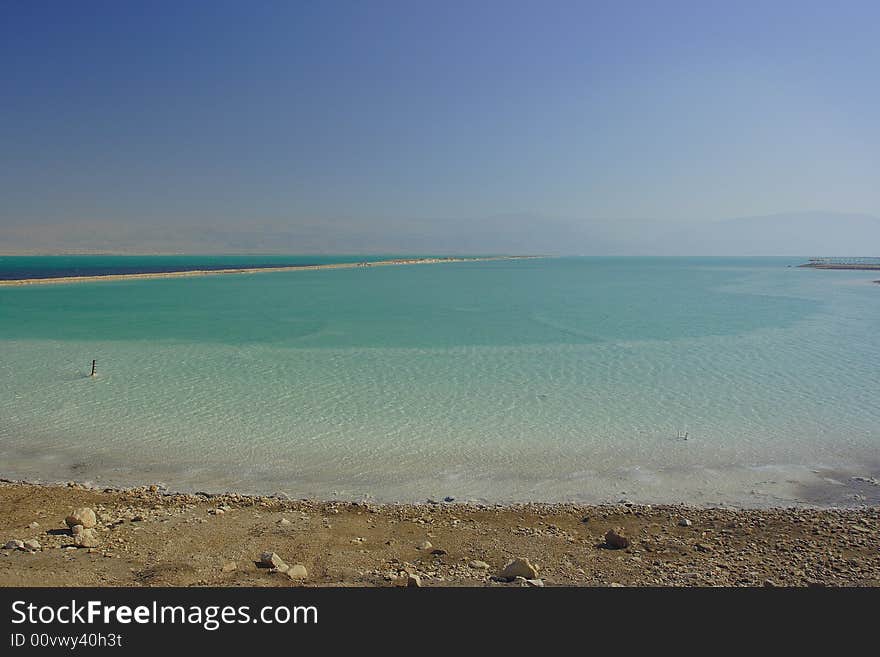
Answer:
[1, 1, 879, 252]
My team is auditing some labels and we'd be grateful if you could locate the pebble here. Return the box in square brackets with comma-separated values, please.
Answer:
[65, 507, 97, 529]
[499, 557, 539, 580]
[278, 518, 291, 526]
[221, 561, 237, 573]
[604, 527, 630, 549]
[4, 539, 25, 550]
[678, 518, 692, 527]
[469, 560, 490, 570]
[417, 540, 433, 551]
[23, 539, 41, 551]
[28, 521, 40, 529]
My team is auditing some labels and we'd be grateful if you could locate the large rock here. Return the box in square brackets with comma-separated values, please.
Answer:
[499, 558, 538, 580]
[396, 573, 421, 587]
[604, 527, 630, 549]
[260, 551, 288, 570]
[286, 564, 308, 580]
[71, 525, 100, 548]
[65, 507, 97, 529]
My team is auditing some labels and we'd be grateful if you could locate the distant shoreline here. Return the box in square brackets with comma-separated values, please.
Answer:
[0, 255, 541, 287]
[799, 262, 880, 271]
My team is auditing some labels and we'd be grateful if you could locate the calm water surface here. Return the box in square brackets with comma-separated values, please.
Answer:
[1, 256, 878, 506]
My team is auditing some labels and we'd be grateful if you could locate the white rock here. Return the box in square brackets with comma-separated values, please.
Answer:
[72, 527, 100, 548]
[23, 539, 41, 551]
[28, 521, 40, 529]
[286, 564, 308, 580]
[499, 558, 538, 580]
[3, 539, 24, 550]
[417, 540, 433, 551]
[678, 518, 692, 527]
[277, 518, 291, 526]
[65, 507, 97, 529]
[260, 551, 287, 570]
[469, 560, 490, 570]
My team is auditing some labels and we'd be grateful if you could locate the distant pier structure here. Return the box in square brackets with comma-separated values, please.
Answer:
[801, 257, 880, 270]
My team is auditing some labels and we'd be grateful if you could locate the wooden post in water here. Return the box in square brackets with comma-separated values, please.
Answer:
[90, 360, 97, 377]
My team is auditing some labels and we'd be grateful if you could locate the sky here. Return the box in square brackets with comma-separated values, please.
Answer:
[1, 0, 879, 254]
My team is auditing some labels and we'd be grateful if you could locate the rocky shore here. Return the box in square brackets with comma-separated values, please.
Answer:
[1, 481, 877, 587]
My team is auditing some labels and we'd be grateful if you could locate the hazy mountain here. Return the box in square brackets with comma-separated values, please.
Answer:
[0, 211, 878, 256]
[653, 212, 880, 256]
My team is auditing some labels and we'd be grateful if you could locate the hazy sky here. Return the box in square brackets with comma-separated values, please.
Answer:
[2, 1, 879, 253]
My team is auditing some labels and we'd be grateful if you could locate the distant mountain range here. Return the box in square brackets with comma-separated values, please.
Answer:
[1, 211, 878, 256]
[656, 212, 880, 256]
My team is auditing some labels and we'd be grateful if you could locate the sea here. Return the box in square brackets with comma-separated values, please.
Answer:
[1, 255, 878, 507]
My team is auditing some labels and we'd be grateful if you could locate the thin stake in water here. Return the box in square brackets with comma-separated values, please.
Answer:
[90, 359, 97, 377]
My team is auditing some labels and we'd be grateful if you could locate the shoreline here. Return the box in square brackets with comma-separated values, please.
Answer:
[0, 255, 540, 287]
[799, 263, 880, 270]
[3, 475, 878, 510]
[1, 480, 877, 587]
[3, 463, 879, 510]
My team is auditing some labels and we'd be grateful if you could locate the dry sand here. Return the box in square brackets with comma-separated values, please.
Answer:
[1, 482, 877, 587]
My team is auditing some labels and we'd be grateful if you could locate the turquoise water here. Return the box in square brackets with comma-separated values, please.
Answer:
[1, 256, 878, 506]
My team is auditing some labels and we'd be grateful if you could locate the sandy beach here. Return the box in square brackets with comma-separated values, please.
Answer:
[1, 481, 877, 587]
[0, 256, 538, 286]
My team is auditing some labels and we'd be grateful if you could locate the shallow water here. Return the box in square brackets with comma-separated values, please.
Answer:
[1, 256, 878, 506]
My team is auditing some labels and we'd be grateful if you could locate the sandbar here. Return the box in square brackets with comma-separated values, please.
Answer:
[0, 255, 541, 287]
